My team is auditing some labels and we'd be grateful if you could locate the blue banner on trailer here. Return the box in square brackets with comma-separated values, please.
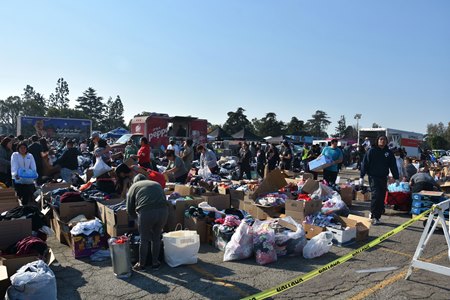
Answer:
[17, 116, 92, 140]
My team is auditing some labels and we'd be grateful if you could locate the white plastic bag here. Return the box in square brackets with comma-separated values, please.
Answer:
[92, 158, 112, 178]
[321, 192, 349, 215]
[6, 260, 57, 300]
[163, 230, 200, 267]
[223, 222, 253, 261]
[303, 231, 333, 259]
[198, 166, 212, 178]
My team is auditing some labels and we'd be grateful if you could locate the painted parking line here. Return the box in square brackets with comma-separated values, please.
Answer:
[379, 247, 414, 259]
[188, 264, 248, 297]
[349, 250, 448, 300]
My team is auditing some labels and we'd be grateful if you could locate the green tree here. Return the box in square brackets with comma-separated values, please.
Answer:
[104, 96, 126, 131]
[222, 107, 253, 134]
[426, 122, 450, 149]
[344, 125, 357, 139]
[0, 96, 22, 134]
[306, 110, 331, 138]
[372, 123, 382, 128]
[285, 117, 306, 135]
[48, 78, 70, 109]
[252, 112, 285, 137]
[21, 85, 46, 117]
[75, 87, 105, 130]
[334, 115, 346, 138]
[46, 107, 89, 119]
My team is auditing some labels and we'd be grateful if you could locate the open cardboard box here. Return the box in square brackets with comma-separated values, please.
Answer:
[285, 199, 322, 223]
[347, 214, 372, 241]
[165, 197, 203, 232]
[174, 184, 195, 196]
[201, 193, 230, 210]
[96, 198, 125, 224]
[245, 169, 287, 200]
[301, 179, 320, 194]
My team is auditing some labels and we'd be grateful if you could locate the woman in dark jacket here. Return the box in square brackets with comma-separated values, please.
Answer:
[0, 137, 13, 186]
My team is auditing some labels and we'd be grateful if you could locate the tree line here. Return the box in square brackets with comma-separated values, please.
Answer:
[212, 107, 357, 140]
[0, 78, 126, 134]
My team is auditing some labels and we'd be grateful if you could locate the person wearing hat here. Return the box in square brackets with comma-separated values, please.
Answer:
[54, 140, 82, 183]
[11, 141, 37, 205]
[126, 174, 168, 271]
[360, 135, 399, 225]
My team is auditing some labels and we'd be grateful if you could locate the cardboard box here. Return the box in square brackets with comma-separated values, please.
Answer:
[174, 185, 194, 196]
[0, 219, 32, 250]
[71, 232, 107, 258]
[440, 182, 450, 193]
[107, 225, 137, 237]
[302, 173, 314, 180]
[339, 186, 354, 206]
[285, 199, 322, 223]
[201, 193, 230, 210]
[326, 216, 357, 245]
[184, 216, 207, 243]
[355, 191, 371, 202]
[246, 169, 287, 200]
[301, 179, 320, 194]
[308, 156, 333, 172]
[229, 189, 245, 201]
[347, 214, 372, 241]
[164, 197, 203, 232]
[55, 201, 96, 222]
[96, 198, 124, 224]
[253, 204, 284, 220]
[303, 223, 326, 240]
[51, 217, 68, 244]
[0, 201, 19, 214]
[217, 186, 228, 195]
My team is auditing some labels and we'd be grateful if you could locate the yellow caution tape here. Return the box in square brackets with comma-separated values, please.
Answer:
[241, 209, 431, 300]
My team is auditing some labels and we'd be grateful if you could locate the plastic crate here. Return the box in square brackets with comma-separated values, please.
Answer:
[412, 193, 444, 203]
[411, 200, 434, 208]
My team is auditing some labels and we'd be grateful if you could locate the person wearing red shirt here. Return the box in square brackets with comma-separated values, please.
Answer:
[133, 137, 152, 169]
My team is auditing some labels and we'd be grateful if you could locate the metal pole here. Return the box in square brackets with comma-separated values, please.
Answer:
[357, 119, 360, 145]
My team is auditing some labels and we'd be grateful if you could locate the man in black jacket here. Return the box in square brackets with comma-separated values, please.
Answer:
[360, 135, 399, 225]
[54, 140, 81, 183]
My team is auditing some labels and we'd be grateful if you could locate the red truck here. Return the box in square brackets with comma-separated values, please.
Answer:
[111, 113, 208, 154]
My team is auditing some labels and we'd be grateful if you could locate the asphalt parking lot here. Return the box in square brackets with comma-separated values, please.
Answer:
[50, 169, 450, 300]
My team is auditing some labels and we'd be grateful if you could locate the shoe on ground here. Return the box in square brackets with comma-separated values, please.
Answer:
[151, 262, 161, 270]
[133, 263, 146, 272]
[372, 218, 381, 225]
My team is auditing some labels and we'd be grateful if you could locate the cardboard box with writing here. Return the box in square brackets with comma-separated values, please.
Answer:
[285, 199, 322, 223]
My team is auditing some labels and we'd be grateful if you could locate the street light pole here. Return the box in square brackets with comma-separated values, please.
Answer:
[354, 114, 362, 145]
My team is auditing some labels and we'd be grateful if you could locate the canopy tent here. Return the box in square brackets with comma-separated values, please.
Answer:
[101, 127, 130, 139]
[231, 129, 263, 141]
[208, 127, 233, 140]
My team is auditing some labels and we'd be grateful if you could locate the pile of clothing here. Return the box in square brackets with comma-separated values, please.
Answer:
[255, 193, 288, 207]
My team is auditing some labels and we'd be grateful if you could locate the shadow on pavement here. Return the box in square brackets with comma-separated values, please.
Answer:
[126, 271, 171, 295]
[52, 266, 86, 300]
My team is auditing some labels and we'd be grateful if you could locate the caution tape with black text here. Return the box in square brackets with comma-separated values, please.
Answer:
[241, 208, 432, 300]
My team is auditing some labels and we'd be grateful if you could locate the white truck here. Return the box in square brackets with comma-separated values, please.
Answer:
[358, 127, 424, 158]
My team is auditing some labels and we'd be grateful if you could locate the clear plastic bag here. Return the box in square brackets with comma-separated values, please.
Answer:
[303, 231, 333, 259]
[223, 222, 253, 261]
[321, 192, 349, 216]
[253, 220, 277, 265]
[6, 260, 57, 300]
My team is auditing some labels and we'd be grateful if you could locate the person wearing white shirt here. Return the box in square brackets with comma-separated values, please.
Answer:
[167, 140, 180, 156]
[197, 144, 218, 174]
[11, 142, 37, 205]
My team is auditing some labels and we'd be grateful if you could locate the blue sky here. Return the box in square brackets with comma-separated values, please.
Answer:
[1, 1, 449, 135]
